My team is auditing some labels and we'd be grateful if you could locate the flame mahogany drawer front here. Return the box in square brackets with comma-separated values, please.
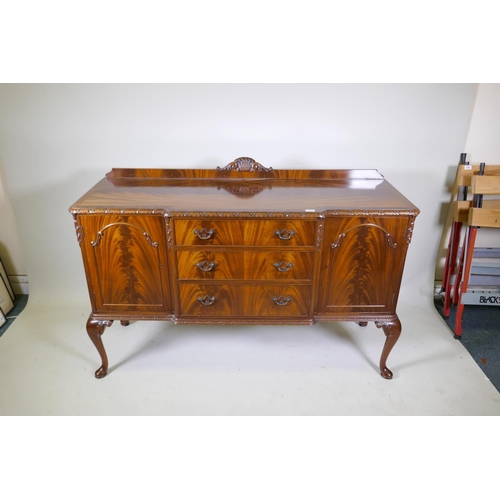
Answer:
[173, 219, 316, 247]
[176, 250, 314, 281]
[70, 157, 419, 379]
[178, 284, 312, 317]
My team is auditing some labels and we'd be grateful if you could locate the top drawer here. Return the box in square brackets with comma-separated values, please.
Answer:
[174, 219, 316, 247]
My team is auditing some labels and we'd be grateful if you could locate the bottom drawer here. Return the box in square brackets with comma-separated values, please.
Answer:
[178, 284, 311, 317]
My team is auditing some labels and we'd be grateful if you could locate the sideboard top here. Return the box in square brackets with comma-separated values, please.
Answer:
[70, 158, 419, 216]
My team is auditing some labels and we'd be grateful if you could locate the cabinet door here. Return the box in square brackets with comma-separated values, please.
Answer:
[78, 214, 171, 314]
[317, 216, 410, 314]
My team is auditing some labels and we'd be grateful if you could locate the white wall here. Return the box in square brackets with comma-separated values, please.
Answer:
[435, 83, 500, 281]
[465, 83, 500, 163]
[0, 84, 476, 306]
[463, 84, 500, 254]
[0, 157, 28, 293]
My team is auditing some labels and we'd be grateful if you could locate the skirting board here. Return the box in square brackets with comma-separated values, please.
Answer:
[8, 275, 29, 295]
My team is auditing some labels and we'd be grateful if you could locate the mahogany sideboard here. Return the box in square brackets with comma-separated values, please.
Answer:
[70, 157, 419, 379]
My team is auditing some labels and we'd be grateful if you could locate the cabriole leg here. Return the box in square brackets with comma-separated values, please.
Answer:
[375, 316, 402, 380]
[86, 315, 113, 379]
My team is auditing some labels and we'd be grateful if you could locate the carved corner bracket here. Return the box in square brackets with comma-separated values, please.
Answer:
[73, 215, 84, 245]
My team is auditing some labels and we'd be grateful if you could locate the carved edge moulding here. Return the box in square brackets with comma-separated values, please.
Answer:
[71, 209, 417, 218]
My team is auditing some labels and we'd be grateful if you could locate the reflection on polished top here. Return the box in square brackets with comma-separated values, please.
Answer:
[69, 157, 419, 215]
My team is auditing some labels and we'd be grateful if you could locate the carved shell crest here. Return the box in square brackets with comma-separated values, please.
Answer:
[217, 157, 273, 172]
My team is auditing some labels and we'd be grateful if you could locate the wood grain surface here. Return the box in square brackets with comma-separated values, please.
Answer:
[78, 214, 171, 313]
[70, 168, 418, 215]
[175, 249, 314, 281]
[173, 219, 316, 247]
[178, 284, 311, 317]
[317, 216, 410, 313]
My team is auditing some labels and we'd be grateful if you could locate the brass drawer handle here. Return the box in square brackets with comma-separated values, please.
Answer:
[194, 228, 215, 240]
[275, 229, 296, 240]
[273, 295, 292, 306]
[274, 261, 294, 272]
[198, 295, 217, 306]
[196, 261, 216, 272]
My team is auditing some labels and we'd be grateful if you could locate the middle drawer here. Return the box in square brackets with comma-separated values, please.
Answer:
[176, 250, 314, 281]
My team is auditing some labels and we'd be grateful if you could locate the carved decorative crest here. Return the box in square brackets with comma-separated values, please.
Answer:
[217, 157, 273, 172]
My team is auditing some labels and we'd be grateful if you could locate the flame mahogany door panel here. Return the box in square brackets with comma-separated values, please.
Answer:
[317, 216, 411, 315]
[78, 214, 171, 315]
